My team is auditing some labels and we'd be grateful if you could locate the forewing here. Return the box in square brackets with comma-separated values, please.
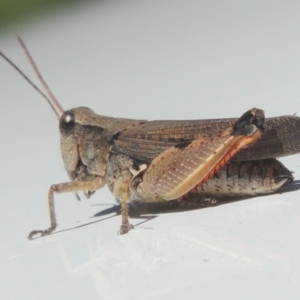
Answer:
[115, 115, 300, 162]
[114, 119, 220, 163]
[235, 115, 300, 160]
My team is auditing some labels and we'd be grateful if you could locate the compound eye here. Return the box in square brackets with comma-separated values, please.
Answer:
[59, 111, 75, 136]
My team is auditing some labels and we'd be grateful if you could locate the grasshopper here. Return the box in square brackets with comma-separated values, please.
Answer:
[1, 37, 299, 239]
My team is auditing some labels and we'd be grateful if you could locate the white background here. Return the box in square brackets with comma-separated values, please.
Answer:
[1, 1, 300, 299]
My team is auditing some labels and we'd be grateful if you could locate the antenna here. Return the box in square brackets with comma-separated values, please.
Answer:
[0, 36, 64, 119]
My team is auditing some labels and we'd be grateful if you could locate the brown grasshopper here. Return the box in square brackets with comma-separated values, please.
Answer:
[1, 37, 299, 239]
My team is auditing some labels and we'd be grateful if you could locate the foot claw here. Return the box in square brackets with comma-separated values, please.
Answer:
[118, 224, 134, 235]
[28, 228, 54, 240]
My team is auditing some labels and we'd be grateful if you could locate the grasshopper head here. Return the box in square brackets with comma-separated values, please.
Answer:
[59, 107, 110, 181]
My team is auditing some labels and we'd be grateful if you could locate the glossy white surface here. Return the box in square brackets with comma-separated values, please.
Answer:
[1, 1, 300, 299]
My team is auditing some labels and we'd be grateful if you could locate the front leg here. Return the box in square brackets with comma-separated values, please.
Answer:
[113, 170, 134, 235]
[28, 177, 104, 240]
